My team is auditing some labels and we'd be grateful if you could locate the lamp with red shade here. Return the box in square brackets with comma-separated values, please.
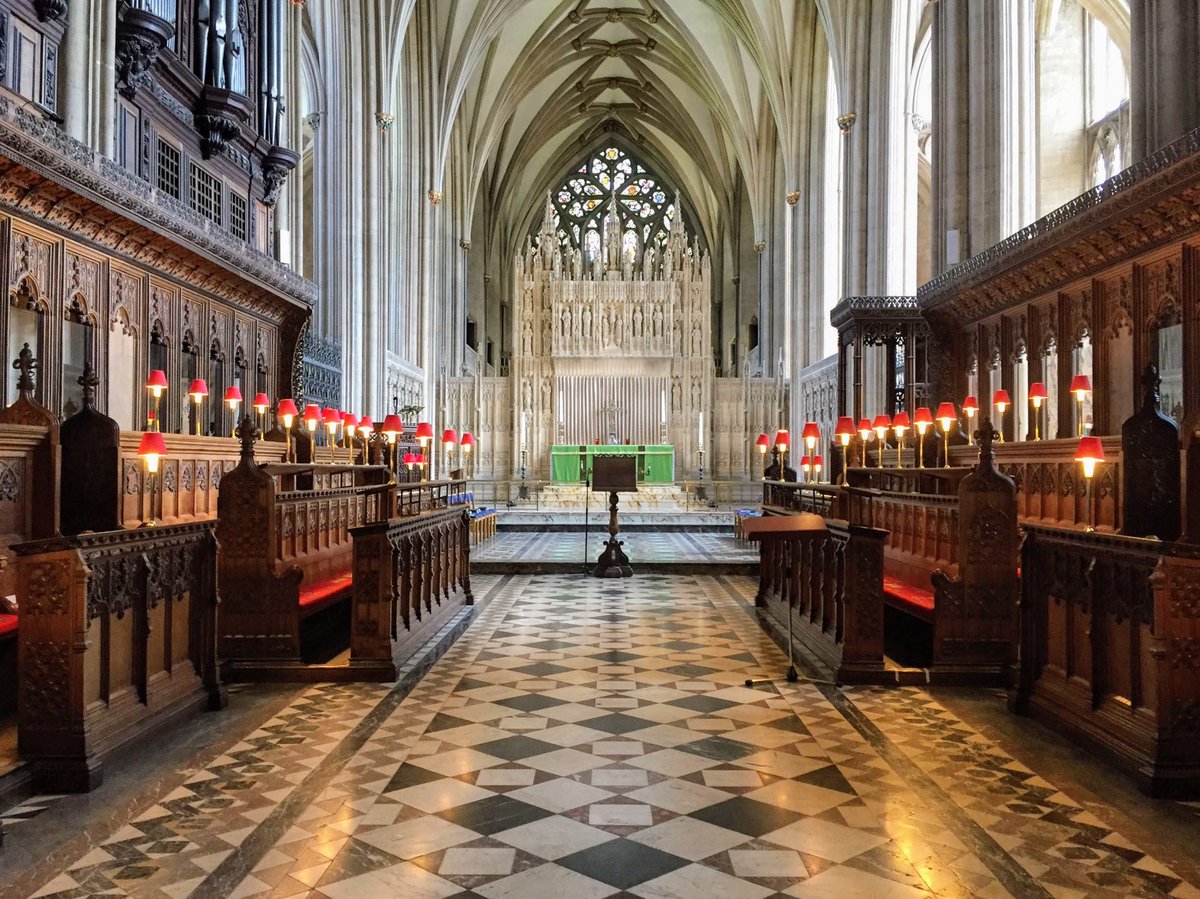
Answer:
[871, 415, 891, 469]
[774, 429, 790, 472]
[460, 432, 474, 478]
[253, 392, 270, 430]
[799, 454, 812, 482]
[801, 421, 820, 456]
[913, 407, 933, 469]
[936, 402, 957, 468]
[834, 417, 855, 483]
[442, 428, 457, 477]
[277, 399, 299, 463]
[383, 414, 403, 475]
[303, 404, 321, 454]
[1028, 382, 1048, 441]
[962, 395, 978, 445]
[1070, 375, 1092, 437]
[755, 433, 769, 478]
[892, 411, 910, 468]
[322, 408, 341, 463]
[342, 413, 359, 464]
[224, 386, 243, 437]
[812, 455, 824, 483]
[146, 370, 168, 431]
[137, 431, 168, 526]
[1075, 436, 1105, 531]
[857, 418, 873, 467]
[992, 390, 1010, 442]
[188, 379, 208, 435]
[358, 416, 375, 465]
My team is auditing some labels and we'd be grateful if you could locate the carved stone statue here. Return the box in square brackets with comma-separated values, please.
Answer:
[653, 304, 664, 339]
[663, 246, 674, 278]
[642, 245, 655, 281]
[571, 248, 583, 280]
[552, 247, 563, 277]
[632, 306, 643, 338]
[581, 306, 592, 339]
[691, 323, 702, 356]
[560, 306, 571, 337]
[521, 320, 533, 355]
[605, 195, 622, 272]
[671, 379, 681, 412]
[522, 380, 532, 410]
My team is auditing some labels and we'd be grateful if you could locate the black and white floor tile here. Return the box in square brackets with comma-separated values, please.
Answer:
[6, 572, 1200, 898]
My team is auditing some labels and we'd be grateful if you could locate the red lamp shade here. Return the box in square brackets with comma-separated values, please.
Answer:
[137, 431, 167, 457]
[962, 395, 979, 413]
[188, 379, 209, 399]
[993, 389, 1011, 407]
[812, 455, 824, 470]
[343, 413, 359, 431]
[382, 413, 403, 437]
[799, 455, 812, 469]
[801, 422, 821, 444]
[1070, 375, 1093, 395]
[146, 369, 168, 391]
[936, 402, 957, 426]
[417, 453, 428, 467]
[1028, 382, 1048, 401]
[774, 429, 790, 449]
[834, 416, 855, 440]
[914, 407, 934, 427]
[323, 407, 341, 425]
[403, 452, 417, 468]
[415, 421, 434, 442]
[755, 433, 769, 450]
[442, 428, 458, 446]
[1075, 436, 1106, 477]
[857, 418, 873, 438]
[872, 414, 891, 432]
[253, 392, 270, 410]
[303, 403, 321, 422]
[358, 416, 374, 432]
[892, 411, 911, 431]
[460, 432, 475, 450]
[224, 386, 243, 403]
[137, 431, 168, 472]
[277, 398, 299, 418]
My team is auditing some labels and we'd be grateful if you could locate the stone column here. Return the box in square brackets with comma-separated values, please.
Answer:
[931, 0, 1034, 274]
[1131, 0, 1200, 161]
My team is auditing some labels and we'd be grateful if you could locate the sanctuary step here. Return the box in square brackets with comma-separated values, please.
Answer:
[536, 483, 692, 511]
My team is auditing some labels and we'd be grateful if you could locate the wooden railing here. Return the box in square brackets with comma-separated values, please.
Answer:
[1012, 524, 1200, 796]
[350, 505, 473, 679]
[12, 523, 221, 791]
[756, 516, 889, 682]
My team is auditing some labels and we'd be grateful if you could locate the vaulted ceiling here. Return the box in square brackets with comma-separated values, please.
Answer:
[418, 0, 834, 258]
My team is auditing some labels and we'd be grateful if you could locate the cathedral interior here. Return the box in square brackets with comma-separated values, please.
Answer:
[2, 1, 1200, 897]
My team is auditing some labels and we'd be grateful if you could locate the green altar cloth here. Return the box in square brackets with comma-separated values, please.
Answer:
[550, 445, 675, 484]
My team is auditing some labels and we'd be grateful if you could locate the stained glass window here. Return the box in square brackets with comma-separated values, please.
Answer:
[547, 144, 685, 256]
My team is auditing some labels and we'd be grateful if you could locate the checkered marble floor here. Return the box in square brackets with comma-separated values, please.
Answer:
[8, 573, 1200, 898]
[472, 532, 756, 565]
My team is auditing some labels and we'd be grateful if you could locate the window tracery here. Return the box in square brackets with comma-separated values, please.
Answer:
[548, 145, 686, 257]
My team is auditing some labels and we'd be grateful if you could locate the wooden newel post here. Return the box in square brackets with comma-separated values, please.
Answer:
[593, 456, 635, 578]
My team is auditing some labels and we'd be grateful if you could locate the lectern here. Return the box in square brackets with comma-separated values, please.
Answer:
[593, 455, 636, 578]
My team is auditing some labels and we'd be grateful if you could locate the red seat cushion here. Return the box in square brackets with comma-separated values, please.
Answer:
[883, 576, 935, 623]
[0, 614, 17, 638]
[298, 570, 353, 613]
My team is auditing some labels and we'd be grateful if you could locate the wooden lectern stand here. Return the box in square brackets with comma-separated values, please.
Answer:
[741, 513, 829, 683]
[593, 456, 636, 578]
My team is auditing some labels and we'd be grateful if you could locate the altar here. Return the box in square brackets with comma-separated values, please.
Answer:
[550, 444, 675, 484]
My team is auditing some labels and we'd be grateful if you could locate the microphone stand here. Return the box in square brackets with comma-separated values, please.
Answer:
[582, 475, 592, 574]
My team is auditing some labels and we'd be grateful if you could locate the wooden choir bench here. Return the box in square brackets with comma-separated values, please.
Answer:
[216, 427, 393, 676]
[469, 508, 497, 545]
[759, 425, 1019, 684]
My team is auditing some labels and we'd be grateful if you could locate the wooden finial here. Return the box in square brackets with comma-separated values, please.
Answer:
[13, 343, 36, 394]
[77, 361, 99, 409]
[235, 415, 260, 462]
[1140, 362, 1162, 411]
[975, 416, 999, 465]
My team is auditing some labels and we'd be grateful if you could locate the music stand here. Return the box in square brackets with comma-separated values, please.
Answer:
[592, 455, 636, 578]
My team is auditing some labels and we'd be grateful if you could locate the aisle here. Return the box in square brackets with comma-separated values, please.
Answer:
[7, 573, 1200, 898]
